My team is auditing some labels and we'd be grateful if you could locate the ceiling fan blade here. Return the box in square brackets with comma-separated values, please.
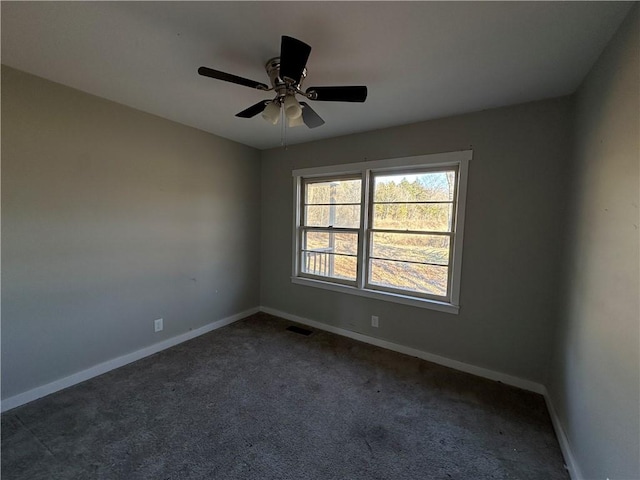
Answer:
[235, 100, 270, 118]
[280, 36, 311, 83]
[306, 86, 368, 102]
[300, 102, 325, 128]
[198, 66, 269, 90]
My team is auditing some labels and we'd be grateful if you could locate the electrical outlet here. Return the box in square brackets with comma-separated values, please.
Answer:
[154, 318, 163, 333]
[371, 315, 379, 328]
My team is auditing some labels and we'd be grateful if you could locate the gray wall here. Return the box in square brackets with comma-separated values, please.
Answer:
[261, 97, 572, 383]
[1, 66, 261, 400]
[548, 6, 640, 480]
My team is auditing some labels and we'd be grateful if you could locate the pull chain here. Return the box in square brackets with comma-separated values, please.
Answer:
[280, 107, 288, 149]
[280, 106, 285, 148]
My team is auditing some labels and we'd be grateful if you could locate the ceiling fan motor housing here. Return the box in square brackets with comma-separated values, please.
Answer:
[266, 57, 306, 101]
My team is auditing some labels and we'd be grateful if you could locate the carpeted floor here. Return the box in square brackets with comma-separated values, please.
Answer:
[2, 313, 569, 479]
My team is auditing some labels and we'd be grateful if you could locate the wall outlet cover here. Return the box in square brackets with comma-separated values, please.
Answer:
[154, 318, 163, 332]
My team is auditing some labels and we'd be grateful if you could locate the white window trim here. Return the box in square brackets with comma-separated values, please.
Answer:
[291, 150, 472, 314]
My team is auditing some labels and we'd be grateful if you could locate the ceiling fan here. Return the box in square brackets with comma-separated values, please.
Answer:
[198, 36, 367, 129]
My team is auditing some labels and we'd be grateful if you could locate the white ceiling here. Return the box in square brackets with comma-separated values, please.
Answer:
[1, 1, 632, 150]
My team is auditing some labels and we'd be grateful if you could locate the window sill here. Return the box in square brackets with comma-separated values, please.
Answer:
[290, 276, 460, 314]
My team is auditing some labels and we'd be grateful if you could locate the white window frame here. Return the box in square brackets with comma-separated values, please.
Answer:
[291, 150, 471, 314]
[298, 174, 363, 287]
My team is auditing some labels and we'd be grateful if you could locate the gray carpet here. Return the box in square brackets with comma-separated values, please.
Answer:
[2, 313, 568, 479]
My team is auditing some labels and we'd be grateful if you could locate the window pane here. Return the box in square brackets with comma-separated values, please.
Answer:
[305, 179, 361, 204]
[371, 232, 449, 265]
[302, 253, 357, 281]
[304, 205, 360, 228]
[369, 259, 448, 297]
[372, 203, 453, 232]
[373, 171, 456, 202]
[303, 231, 358, 256]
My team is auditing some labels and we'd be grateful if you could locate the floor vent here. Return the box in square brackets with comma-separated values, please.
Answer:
[286, 325, 313, 336]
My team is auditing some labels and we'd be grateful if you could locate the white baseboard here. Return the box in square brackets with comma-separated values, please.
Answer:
[3, 304, 580, 480]
[1, 307, 260, 413]
[259, 306, 545, 395]
[543, 388, 583, 480]
[259, 306, 588, 475]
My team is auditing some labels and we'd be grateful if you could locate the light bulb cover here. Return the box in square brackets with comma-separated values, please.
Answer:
[262, 101, 281, 125]
[283, 95, 302, 119]
[288, 113, 305, 128]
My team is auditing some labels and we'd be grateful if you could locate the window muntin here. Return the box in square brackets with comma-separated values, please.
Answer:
[304, 205, 361, 228]
[369, 232, 450, 265]
[292, 151, 470, 312]
[371, 203, 453, 231]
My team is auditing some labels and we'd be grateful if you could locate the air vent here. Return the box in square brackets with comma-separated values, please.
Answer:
[286, 325, 313, 336]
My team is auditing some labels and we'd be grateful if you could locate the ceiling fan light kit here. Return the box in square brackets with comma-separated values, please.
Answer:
[198, 35, 367, 130]
[262, 100, 281, 125]
[283, 94, 303, 120]
[288, 113, 305, 128]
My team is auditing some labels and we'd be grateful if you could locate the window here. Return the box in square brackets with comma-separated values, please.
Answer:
[292, 150, 471, 313]
[300, 176, 361, 283]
